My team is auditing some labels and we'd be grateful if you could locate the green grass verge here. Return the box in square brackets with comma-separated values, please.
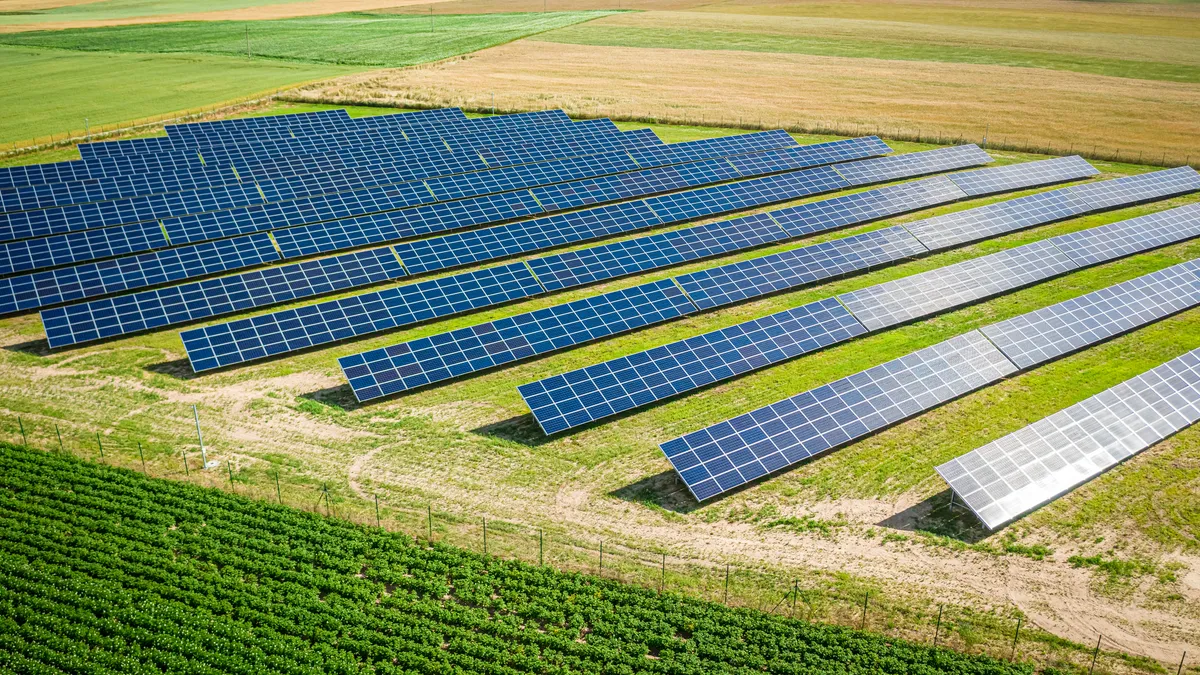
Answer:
[0, 11, 620, 66]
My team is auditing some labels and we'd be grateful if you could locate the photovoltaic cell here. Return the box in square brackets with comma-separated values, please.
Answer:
[660, 331, 1018, 501]
[676, 226, 928, 310]
[837, 239, 1080, 331]
[0, 234, 278, 315]
[182, 262, 542, 372]
[340, 280, 697, 402]
[832, 145, 992, 186]
[43, 248, 407, 348]
[520, 298, 867, 434]
[946, 155, 1098, 196]
[937, 345, 1200, 529]
[1047, 203, 1200, 266]
[980, 260, 1200, 369]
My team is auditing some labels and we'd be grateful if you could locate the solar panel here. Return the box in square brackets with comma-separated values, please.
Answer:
[946, 156, 1098, 196]
[182, 262, 541, 372]
[1047, 203, 1200, 266]
[772, 175, 968, 238]
[833, 145, 992, 186]
[340, 280, 697, 402]
[724, 137, 891, 176]
[937, 345, 1200, 529]
[526, 212, 789, 292]
[0, 221, 167, 276]
[907, 167, 1200, 251]
[676, 226, 928, 310]
[659, 331, 1018, 501]
[0, 234, 278, 316]
[979, 260, 1200, 369]
[520, 297, 867, 435]
[43, 248, 407, 348]
[837, 239, 1080, 331]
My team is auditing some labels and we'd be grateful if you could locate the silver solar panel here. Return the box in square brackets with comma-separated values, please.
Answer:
[659, 331, 1017, 501]
[1063, 166, 1200, 209]
[832, 145, 992, 186]
[937, 346, 1200, 529]
[905, 189, 1092, 251]
[837, 239, 1079, 331]
[945, 156, 1097, 197]
[980, 260, 1200, 369]
[1048, 204, 1200, 267]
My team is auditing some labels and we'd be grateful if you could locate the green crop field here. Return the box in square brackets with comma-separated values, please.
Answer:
[0, 442, 1035, 674]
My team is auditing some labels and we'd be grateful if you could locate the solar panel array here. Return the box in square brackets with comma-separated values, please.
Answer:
[336, 158, 1114, 402]
[937, 343, 1200, 529]
[516, 190, 1200, 435]
[656, 258, 1200, 500]
[661, 332, 1018, 501]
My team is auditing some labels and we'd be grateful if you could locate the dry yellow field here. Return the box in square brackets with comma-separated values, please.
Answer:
[289, 38, 1200, 162]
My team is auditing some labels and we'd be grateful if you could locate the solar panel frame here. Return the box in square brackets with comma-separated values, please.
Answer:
[520, 297, 868, 434]
[980, 260, 1200, 369]
[937, 344, 1200, 529]
[340, 279, 698, 402]
[660, 331, 1018, 501]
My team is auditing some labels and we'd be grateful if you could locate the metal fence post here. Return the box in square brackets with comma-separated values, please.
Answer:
[95, 433, 104, 461]
[1010, 617, 1021, 660]
[374, 494, 380, 527]
[55, 424, 64, 452]
[137, 442, 146, 473]
[275, 471, 282, 504]
[934, 605, 943, 646]
[723, 564, 730, 605]
[1089, 634, 1102, 675]
[18, 416, 27, 446]
[860, 591, 869, 630]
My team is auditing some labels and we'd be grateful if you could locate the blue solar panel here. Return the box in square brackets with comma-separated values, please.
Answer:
[340, 280, 697, 402]
[660, 331, 1017, 501]
[946, 156, 1098, 196]
[0, 221, 167, 276]
[527, 212, 789, 292]
[182, 262, 541, 372]
[520, 298, 867, 434]
[0, 160, 92, 190]
[0, 234, 278, 316]
[43, 248, 407, 348]
[773, 175, 968, 238]
[675, 226, 928, 310]
[980, 260, 1200, 369]
[1048, 203, 1200, 266]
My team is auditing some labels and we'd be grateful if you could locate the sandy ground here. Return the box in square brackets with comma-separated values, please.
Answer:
[287, 39, 1200, 162]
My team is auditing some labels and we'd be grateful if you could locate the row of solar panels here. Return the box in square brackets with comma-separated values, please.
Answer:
[937, 344, 1200, 529]
[0, 108, 561, 191]
[342, 166, 1196, 409]
[0, 132, 871, 280]
[4, 134, 889, 319]
[39, 142, 972, 351]
[174, 146, 1014, 372]
[514, 167, 1200, 436]
[664, 254, 1200, 508]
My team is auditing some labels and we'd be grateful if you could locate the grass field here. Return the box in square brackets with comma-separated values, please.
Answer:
[1, 108, 1197, 668]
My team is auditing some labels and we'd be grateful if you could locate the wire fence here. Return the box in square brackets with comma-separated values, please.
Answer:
[4, 412, 1193, 675]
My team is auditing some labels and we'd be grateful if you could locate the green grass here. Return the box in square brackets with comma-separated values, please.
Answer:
[0, 11, 621, 66]
[536, 22, 1200, 83]
[0, 0, 315, 24]
[0, 46, 351, 144]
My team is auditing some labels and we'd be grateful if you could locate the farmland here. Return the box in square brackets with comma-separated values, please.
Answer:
[1, 0, 1199, 671]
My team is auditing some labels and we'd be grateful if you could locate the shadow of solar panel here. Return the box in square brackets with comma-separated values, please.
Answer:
[43, 248, 407, 348]
[341, 279, 697, 402]
[1063, 166, 1200, 209]
[833, 145, 991, 186]
[937, 345, 1200, 530]
[0, 233, 278, 316]
[527, 212, 788, 292]
[1048, 203, 1200, 266]
[947, 156, 1097, 196]
[520, 297, 867, 435]
[838, 239, 1079, 331]
[980, 260, 1200, 369]
[676, 226, 927, 310]
[182, 262, 541, 372]
[773, 175, 968, 238]
[660, 331, 1018, 501]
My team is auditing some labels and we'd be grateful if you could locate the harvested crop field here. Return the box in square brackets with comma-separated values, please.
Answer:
[287, 38, 1200, 162]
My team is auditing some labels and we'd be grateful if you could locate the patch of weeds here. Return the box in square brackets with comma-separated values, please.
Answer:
[1000, 540, 1053, 561]
[1067, 552, 1165, 588]
[909, 530, 1053, 561]
[295, 397, 345, 418]
[729, 503, 779, 524]
[765, 513, 848, 536]
[881, 531, 909, 544]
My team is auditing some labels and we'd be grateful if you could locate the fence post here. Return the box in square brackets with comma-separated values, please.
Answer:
[1010, 616, 1021, 660]
[374, 494, 380, 527]
[227, 460, 235, 492]
[138, 442, 146, 473]
[55, 424, 64, 452]
[1178, 651, 1186, 675]
[724, 564, 730, 605]
[321, 482, 330, 516]
[96, 433, 104, 461]
[1089, 634, 1102, 675]
[18, 416, 27, 446]
[860, 591, 869, 630]
[934, 605, 943, 646]
[182, 449, 189, 477]
[791, 580, 798, 616]
[275, 471, 282, 504]
[483, 517, 488, 556]
[659, 553, 665, 593]
[427, 505, 432, 542]
[539, 529, 543, 565]
[598, 541, 603, 577]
